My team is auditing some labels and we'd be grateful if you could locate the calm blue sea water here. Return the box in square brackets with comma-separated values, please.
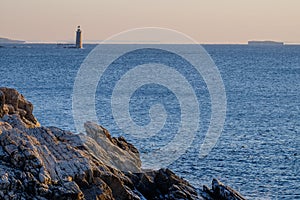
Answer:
[0, 44, 299, 199]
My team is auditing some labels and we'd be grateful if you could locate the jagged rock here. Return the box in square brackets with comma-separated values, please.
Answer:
[126, 168, 200, 200]
[201, 179, 246, 200]
[0, 87, 246, 200]
[0, 87, 40, 128]
[0, 90, 4, 117]
[0, 121, 12, 134]
[0, 123, 142, 200]
[82, 121, 141, 173]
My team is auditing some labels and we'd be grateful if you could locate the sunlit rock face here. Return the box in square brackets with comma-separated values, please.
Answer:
[82, 121, 142, 173]
[0, 87, 40, 129]
[0, 87, 246, 200]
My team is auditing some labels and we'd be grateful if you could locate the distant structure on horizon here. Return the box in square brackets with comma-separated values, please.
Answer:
[75, 26, 82, 48]
[248, 40, 284, 46]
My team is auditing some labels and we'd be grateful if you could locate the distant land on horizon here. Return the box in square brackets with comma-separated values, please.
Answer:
[0, 37, 25, 44]
[248, 40, 284, 46]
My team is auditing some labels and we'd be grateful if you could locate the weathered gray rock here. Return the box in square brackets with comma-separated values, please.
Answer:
[82, 121, 142, 173]
[0, 87, 247, 200]
[0, 122, 142, 199]
[200, 179, 246, 200]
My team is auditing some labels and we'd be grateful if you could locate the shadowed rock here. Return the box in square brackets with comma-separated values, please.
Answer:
[201, 179, 246, 200]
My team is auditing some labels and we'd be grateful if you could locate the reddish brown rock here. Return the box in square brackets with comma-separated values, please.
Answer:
[0, 87, 40, 128]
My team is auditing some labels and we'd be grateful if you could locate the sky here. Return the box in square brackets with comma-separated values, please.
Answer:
[1, 0, 300, 44]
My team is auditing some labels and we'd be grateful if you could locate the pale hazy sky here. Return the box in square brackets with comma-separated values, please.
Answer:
[1, 0, 300, 43]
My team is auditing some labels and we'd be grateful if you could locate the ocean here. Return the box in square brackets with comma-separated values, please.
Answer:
[0, 44, 299, 199]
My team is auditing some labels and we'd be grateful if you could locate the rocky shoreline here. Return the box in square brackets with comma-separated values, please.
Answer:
[0, 87, 246, 200]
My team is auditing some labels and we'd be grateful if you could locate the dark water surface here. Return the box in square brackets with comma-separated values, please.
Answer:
[0, 44, 299, 199]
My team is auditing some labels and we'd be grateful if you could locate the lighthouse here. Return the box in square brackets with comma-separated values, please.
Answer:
[75, 26, 82, 48]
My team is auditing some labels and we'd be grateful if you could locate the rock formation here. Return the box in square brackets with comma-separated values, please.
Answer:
[0, 87, 40, 129]
[201, 179, 246, 200]
[0, 87, 246, 200]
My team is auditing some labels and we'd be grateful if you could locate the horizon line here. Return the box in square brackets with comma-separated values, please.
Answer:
[2, 36, 300, 45]
[13, 41, 300, 45]
[23, 39, 300, 45]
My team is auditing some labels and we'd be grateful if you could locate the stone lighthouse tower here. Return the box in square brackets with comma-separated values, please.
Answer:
[75, 26, 82, 48]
